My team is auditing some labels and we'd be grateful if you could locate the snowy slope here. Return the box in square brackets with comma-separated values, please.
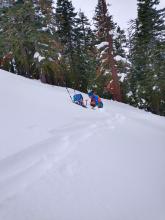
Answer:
[0, 69, 165, 220]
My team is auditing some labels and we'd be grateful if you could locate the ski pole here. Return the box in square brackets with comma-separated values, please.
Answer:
[66, 87, 73, 102]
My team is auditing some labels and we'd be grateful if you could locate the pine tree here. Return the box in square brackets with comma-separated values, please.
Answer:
[0, 1, 62, 85]
[93, 0, 122, 101]
[33, 0, 63, 84]
[55, 0, 78, 88]
[73, 11, 97, 92]
[0, 1, 37, 76]
[128, 0, 165, 115]
[113, 26, 129, 101]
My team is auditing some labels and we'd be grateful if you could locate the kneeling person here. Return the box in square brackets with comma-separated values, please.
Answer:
[88, 91, 103, 109]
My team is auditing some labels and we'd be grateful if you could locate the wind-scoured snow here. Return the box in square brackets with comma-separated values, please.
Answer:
[0, 69, 165, 220]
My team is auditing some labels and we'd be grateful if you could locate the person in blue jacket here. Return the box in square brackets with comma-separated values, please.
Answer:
[88, 91, 103, 108]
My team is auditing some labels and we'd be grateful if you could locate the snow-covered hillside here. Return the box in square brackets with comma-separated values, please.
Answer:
[0, 69, 165, 220]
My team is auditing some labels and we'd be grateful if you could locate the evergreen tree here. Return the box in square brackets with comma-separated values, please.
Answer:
[55, 0, 77, 87]
[56, 1, 97, 92]
[128, 0, 165, 115]
[0, 1, 62, 85]
[0, 1, 37, 76]
[72, 11, 97, 92]
[93, 0, 122, 101]
[33, 0, 63, 84]
[113, 26, 129, 101]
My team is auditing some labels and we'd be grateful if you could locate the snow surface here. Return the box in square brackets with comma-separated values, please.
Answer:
[34, 52, 45, 62]
[96, 42, 109, 49]
[0, 69, 165, 220]
[118, 72, 127, 82]
[114, 55, 127, 63]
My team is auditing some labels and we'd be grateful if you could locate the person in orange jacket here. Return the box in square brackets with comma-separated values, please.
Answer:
[88, 91, 103, 108]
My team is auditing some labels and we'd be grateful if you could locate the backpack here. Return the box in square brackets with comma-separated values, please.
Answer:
[73, 93, 87, 107]
[73, 94, 83, 104]
[98, 96, 103, 108]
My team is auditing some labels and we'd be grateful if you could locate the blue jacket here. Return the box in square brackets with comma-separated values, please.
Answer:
[91, 95, 99, 105]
